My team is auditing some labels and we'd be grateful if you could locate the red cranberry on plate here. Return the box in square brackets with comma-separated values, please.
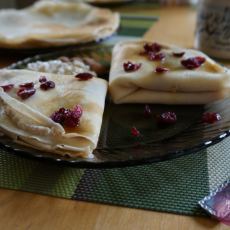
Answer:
[157, 112, 177, 123]
[201, 113, 221, 124]
[131, 127, 140, 136]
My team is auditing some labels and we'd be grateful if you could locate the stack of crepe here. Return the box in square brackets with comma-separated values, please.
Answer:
[109, 40, 230, 105]
[0, 0, 119, 49]
[0, 69, 108, 158]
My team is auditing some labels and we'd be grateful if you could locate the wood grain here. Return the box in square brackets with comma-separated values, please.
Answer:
[143, 7, 196, 49]
[0, 188, 227, 230]
[0, 6, 230, 230]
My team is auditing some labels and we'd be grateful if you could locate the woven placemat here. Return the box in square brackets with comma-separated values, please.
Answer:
[0, 147, 210, 217]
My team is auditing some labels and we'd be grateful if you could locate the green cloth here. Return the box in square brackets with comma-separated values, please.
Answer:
[0, 148, 210, 217]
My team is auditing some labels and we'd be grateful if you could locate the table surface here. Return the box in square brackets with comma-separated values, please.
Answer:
[0, 6, 229, 230]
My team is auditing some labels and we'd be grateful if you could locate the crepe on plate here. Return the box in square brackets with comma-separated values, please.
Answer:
[0, 69, 108, 158]
[0, 1, 119, 49]
[109, 40, 230, 104]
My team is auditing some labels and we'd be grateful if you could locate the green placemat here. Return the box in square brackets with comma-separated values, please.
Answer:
[118, 13, 158, 36]
[0, 147, 210, 217]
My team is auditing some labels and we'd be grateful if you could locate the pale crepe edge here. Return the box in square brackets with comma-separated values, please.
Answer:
[113, 88, 230, 105]
[0, 125, 93, 158]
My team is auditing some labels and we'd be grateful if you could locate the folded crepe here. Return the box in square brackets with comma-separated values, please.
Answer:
[0, 69, 108, 158]
[0, 1, 119, 49]
[109, 40, 230, 104]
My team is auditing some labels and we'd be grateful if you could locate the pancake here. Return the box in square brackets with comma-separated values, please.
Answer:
[0, 1, 119, 49]
[109, 40, 230, 104]
[0, 69, 108, 158]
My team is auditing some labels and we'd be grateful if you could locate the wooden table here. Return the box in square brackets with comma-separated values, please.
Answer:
[0, 6, 229, 230]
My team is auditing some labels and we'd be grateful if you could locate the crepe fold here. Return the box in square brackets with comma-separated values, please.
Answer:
[0, 1, 119, 49]
[109, 40, 230, 105]
[0, 69, 108, 158]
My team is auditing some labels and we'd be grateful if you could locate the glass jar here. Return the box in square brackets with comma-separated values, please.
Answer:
[194, 0, 230, 59]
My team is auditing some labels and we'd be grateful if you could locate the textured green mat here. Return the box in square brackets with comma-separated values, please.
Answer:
[0, 148, 210, 217]
[118, 12, 158, 37]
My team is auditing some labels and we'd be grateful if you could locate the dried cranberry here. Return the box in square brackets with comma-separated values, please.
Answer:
[157, 112, 177, 123]
[50, 107, 65, 124]
[123, 61, 142, 71]
[73, 104, 83, 118]
[131, 127, 140, 136]
[172, 52, 185, 57]
[75, 73, 94, 81]
[64, 108, 80, 127]
[181, 57, 206, 69]
[40, 81, 55, 90]
[1, 84, 14, 92]
[143, 43, 162, 53]
[39, 76, 47, 83]
[59, 107, 65, 115]
[201, 113, 221, 124]
[150, 53, 165, 61]
[144, 105, 151, 116]
[50, 106, 83, 126]
[19, 82, 34, 88]
[155, 65, 169, 73]
[17, 88, 36, 99]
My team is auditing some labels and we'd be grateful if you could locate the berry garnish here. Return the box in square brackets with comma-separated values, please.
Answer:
[201, 113, 221, 124]
[123, 61, 142, 71]
[73, 104, 83, 118]
[155, 66, 169, 73]
[50, 108, 65, 124]
[40, 81, 55, 90]
[1, 84, 14, 92]
[50, 106, 83, 127]
[39, 76, 47, 83]
[131, 127, 140, 136]
[157, 112, 177, 123]
[17, 88, 36, 99]
[64, 108, 80, 127]
[150, 53, 165, 61]
[75, 73, 94, 81]
[143, 43, 162, 53]
[19, 82, 34, 88]
[144, 105, 151, 116]
[172, 52, 185, 57]
[181, 57, 205, 69]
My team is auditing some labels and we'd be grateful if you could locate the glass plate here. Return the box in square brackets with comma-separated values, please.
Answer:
[4, 45, 230, 168]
